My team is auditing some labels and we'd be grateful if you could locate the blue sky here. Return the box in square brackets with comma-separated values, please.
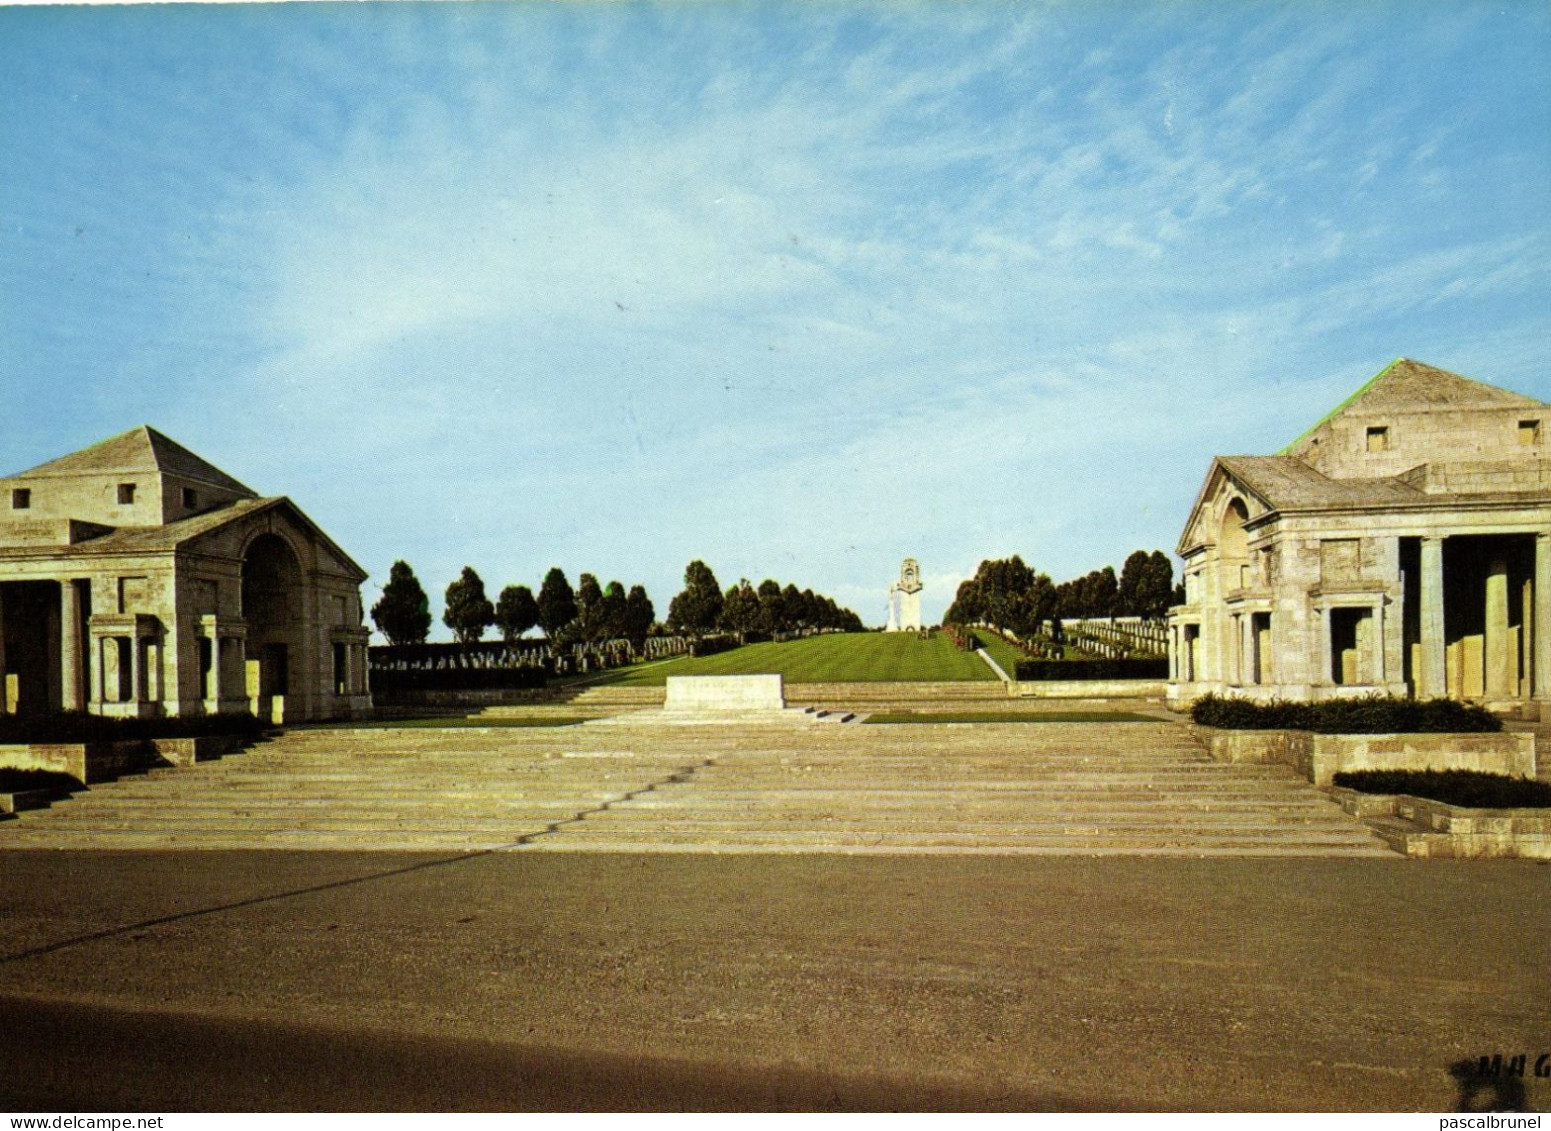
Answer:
[2, 1, 1548, 635]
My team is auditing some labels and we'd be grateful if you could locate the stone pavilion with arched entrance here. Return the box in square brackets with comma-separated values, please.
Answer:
[1168, 359, 1549, 717]
[0, 426, 371, 723]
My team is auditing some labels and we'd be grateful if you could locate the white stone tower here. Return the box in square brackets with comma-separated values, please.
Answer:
[886, 558, 924, 632]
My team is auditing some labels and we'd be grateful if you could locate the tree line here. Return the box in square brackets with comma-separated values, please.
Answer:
[944, 550, 1179, 637]
[662, 559, 863, 639]
[370, 558, 862, 647]
[370, 562, 656, 648]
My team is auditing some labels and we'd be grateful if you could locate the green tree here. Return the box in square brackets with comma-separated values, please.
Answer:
[719, 579, 762, 638]
[371, 560, 433, 645]
[623, 585, 655, 649]
[574, 573, 605, 641]
[944, 577, 983, 626]
[756, 578, 785, 634]
[494, 584, 540, 643]
[599, 581, 628, 641]
[443, 566, 495, 645]
[780, 584, 804, 632]
[666, 559, 723, 637]
[537, 567, 577, 641]
[1140, 551, 1177, 619]
[1117, 551, 1151, 618]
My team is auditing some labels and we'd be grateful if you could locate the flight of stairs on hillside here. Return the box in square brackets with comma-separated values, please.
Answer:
[1, 720, 1392, 856]
[533, 720, 1393, 856]
[479, 685, 666, 719]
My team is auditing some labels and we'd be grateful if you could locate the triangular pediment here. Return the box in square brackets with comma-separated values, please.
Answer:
[1176, 459, 1275, 554]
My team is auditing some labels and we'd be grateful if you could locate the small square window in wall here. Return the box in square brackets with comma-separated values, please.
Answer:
[182, 487, 198, 509]
[10, 487, 30, 510]
[1366, 426, 1389, 452]
[117, 483, 136, 505]
[1521, 419, 1542, 446]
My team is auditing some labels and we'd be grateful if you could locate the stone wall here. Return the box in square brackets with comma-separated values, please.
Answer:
[1202, 728, 1536, 786]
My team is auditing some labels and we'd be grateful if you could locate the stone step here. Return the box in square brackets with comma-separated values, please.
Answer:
[28, 793, 1356, 821]
[520, 841, 1393, 857]
[5, 718, 1393, 858]
[2, 822, 1388, 852]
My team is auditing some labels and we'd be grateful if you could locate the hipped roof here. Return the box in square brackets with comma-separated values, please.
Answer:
[7, 426, 258, 497]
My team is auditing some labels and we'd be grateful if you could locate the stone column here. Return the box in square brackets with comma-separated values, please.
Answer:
[91, 636, 106, 705]
[59, 580, 85, 712]
[0, 588, 8, 714]
[1418, 537, 1447, 698]
[1535, 533, 1551, 700]
[1241, 615, 1255, 685]
[1319, 606, 1332, 685]
[1372, 603, 1385, 682]
[205, 636, 219, 702]
[130, 635, 144, 705]
[1484, 558, 1511, 697]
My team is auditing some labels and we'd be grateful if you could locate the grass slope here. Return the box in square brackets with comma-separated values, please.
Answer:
[600, 632, 1000, 685]
[970, 629, 1027, 675]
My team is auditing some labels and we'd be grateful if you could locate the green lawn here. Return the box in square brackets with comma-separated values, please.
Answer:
[970, 629, 1027, 675]
[596, 632, 1001, 685]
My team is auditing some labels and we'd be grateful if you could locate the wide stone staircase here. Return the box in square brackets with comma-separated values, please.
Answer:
[1, 718, 1392, 856]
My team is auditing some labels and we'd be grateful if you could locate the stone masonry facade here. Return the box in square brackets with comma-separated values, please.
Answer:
[1168, 360, 1550, 716]
[0, 427, 371, 723]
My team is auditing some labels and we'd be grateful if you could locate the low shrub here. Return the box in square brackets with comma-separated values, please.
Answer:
[1190, 693, 1502, 734]
[687, 635, 741, 659]
[941, 624, 980, 652]
[0, 767, 80, 795]
[1013, 658, 1169, 681]
[0, 711, 268, 746]
[1333, 769, 1551, 809]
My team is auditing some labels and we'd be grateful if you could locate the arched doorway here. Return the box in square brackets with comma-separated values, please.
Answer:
[242, 533, 302, 721]
[1218, 498, 1251, 684]
[1219, 498, 1249, 577]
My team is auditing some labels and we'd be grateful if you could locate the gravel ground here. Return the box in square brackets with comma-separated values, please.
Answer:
[0, 850, 1546, 1111]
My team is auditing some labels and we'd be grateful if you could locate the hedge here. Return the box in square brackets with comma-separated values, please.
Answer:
[687, 636, 741, 658]
[1190, 693, 1501, 734]
[0, 767, 81, 794]
[368, 667, 547, 693]
[0, 711, 267, 746]
[1013, 658, 1169, 681]
[1333, 769, 1551, 808]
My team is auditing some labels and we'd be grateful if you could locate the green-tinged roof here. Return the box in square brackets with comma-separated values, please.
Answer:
[6, 426, 258, 496]
[1279, 359, 1546, 455]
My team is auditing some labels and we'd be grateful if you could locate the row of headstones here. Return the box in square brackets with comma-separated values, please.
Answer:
[973, 624, 1065, 661]
[1060, 618, 1168, 659]
[373, 635, 698, 674]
